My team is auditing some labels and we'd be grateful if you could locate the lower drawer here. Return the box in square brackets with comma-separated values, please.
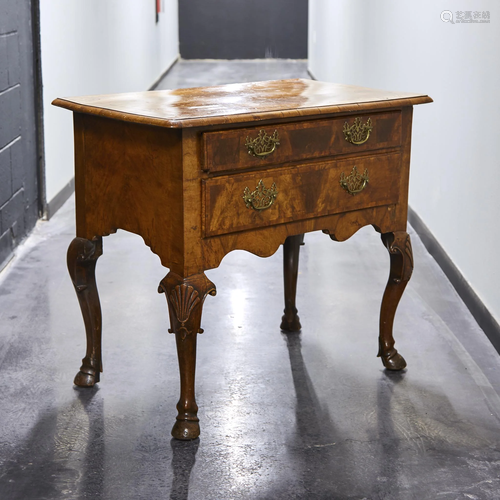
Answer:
[203, 153, 402, 237]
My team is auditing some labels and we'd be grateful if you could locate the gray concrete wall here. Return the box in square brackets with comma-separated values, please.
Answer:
[179, 0, 308, 59]
[0, 0, 39, 268]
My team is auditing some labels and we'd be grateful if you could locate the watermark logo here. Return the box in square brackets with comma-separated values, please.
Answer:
[441, 10, 491, 24]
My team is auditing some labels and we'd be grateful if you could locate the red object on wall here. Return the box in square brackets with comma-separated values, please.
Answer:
[157, 0, 161, 14]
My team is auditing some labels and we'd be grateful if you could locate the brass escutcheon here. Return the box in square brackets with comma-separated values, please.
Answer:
[243, 179, 278, 211]
[340, 166, 369, 195]
[343, 117, 373, 145]
[245, 129, 280, 158]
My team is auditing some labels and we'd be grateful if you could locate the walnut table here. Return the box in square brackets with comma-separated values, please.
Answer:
[53, 79, 432, 440]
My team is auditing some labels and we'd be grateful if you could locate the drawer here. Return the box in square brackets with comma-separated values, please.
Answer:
[203, 153, 401, 237]
[203, 111, 401, 173]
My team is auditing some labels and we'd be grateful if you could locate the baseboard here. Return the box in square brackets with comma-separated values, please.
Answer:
[149, 55, 180, 91]
[45, 177, 74, 220]
[408, 207, 500, 354]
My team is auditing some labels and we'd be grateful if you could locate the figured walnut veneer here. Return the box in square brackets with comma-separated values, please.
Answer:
[54, 79, 432, 440]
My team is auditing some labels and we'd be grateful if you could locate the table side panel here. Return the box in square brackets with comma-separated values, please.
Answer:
[396, 106, 414, 223]
[74, 114, 184, 269]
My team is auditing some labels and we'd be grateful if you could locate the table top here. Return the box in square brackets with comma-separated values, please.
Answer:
[52, 79, 432, 129]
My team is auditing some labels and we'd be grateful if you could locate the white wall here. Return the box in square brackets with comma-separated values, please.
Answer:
[40, 0, 179, 205]
[309, 1, 500, 323]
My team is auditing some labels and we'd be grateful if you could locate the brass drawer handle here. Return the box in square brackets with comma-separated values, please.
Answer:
[340, 166, 369, 195]
[343, 117, 373, 145]
[243, 179, 278, 210]
[245, 129, 280, 158]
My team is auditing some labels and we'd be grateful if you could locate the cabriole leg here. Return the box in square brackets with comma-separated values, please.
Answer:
[280, 234, 303, 332]
[379, 231, 413, 371]
[67, 237, 103, 387]
[158, 271, 216, 440]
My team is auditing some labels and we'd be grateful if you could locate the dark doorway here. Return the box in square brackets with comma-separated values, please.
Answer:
[0, 0, 40, 268]
[179, 0, 308, 59]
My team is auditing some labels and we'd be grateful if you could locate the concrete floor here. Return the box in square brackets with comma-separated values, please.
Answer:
[1, 60, 500, 499]
[155, 59, 310, 89]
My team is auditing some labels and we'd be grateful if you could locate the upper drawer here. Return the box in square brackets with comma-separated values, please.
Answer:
[203, 111, 402, 173]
